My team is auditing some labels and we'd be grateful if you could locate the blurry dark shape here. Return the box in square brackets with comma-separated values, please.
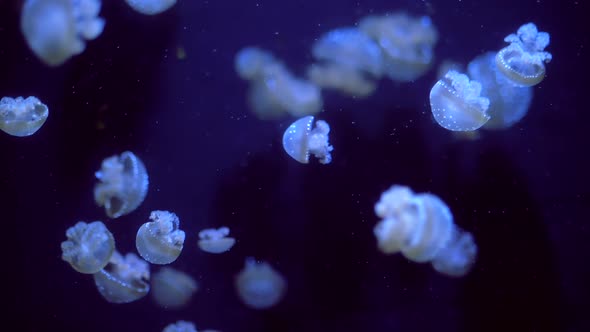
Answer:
[282, 115, 333, 164]
[93, 251, 150, 303]
[136, 210, 185, 264]
[197, 226, 236, 254]
[162, 321, 197, 332]
[61, 221, 115, 274]
[0, 96, 48, 137]
[151, 267, 198, 309]
[235, 258, 287, 309]
[125, 0, 176, 15]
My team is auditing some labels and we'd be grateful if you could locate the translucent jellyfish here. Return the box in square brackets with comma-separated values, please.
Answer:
[359, 13, 438, 82]
[136, 210, 185, 264]
[495, 23, 552, 87]
[198, 227, 236, 254]
[282, 116, 333, 164]
[235, 258, 287, 309]
[151, 267, 198, 309]
[20, 0, 105, 67]
[125, 0, 176, 15]
[163, 321, 197, 332]
[373, 185, 477, 277]
[0, 96, 48, 137]
[61, 221, 115, 274]
[93, 251, 150, 303]
[307, 63, 377, 97]
[94, 151, 149, 218]
[235, 47, 277, 81]
[429, 70, 491, 131]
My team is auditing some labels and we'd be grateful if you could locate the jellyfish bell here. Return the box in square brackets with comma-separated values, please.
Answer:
[93, 251, 150, 303]
[235, 258, 287, 309]
[282, 116, 333, 164]
[151, 267, 198, 309]
[235, 47, 277, 81]
[125, 0, 177, 15]
[429, 70, 491, 131]
[0, 96, 48, 137]
[198, 227, 236, 254]
[61, 221, 115, 274]
[162, 321, 197, 332]
[136, 210, 185, 265]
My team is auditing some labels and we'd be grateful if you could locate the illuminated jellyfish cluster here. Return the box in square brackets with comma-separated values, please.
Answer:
[0, 96, 49, 137]
[373, 185, 477, 277]
[430, 22, 552, 131]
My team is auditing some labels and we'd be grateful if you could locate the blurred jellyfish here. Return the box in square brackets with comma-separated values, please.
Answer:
[94, 151, 149, 218]
[93, 251, 150, 303]
[282, 116, 333, 164]
[235, 47, 277, 81]
[198, 227, 236, 254]
[151, 267, 198, 309]
[359, 13, 438, 82]
[0, 96, 48, 137]
[136, 210, 185, 264]
[61, 221, 115, 274]
[495, 22, 552, 87]
[235, 258, 287, 309]
[307, 63, 378, 98]
[373, 185, 477, 277]
[163, 321, 197, 332]
[20, 0, 105, 66]
[429, 70, 491, 131]
[125, 0, 176, 15]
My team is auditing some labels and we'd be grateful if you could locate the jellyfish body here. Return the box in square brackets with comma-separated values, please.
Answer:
[61, 221, 115, 274]
[373, 185, 477, 277]
[282, 116, 333, 164]
[162, 321, 197, 332]
[198, 227, 236, 254]
[307, 62, 378, 97]
[125, 0, 176, 15]
[0, 96, 48, 137]
[235, 258, 287, 309]
[235, 47, 277, 81]
[429, 70, 491, 131]
[151, 267, 198, 309]
[94, 151, 149, 218]
[136, 210, 185, 264]
[93, 251, 150, 303]
[20, 0, 105, 66]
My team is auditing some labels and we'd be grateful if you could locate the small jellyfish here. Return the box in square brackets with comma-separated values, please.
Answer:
[93, 251, 150, 303]
[429, 70, 491, 131]
[125, 0, 176, 15]
[373, 185, 477, 277]
[495, 23, 552, 87]
[0, 96, 48, 137]
[136, 210, 185, 264]
[198, 227, 236, 254]
[61, 221, 115, 274]
[94, 151, 149, 218]
[282, 116, 333, 164]
[235, 258, 287, 309]
[20, 0, 105, 66]
[151, 267, 198, 309]
[162, 321, 197, 332]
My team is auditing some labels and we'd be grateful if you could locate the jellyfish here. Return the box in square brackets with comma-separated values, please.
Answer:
[282, 116, 333, 164]
[151, 267, 198, 309]
[429, 70, 491, 131]
[198, 227, 236, 254]
[125, 0, 176, 15]
[235, 47, 277, 81]
[162, 321, 197, 332]
[0, 96, 48, 137]
[20, 0, 105, 67]
[495, 22, 552, 87]
[235, 258, 287, 309]
[61, 221, 115, 274]
[94, 151, 149, 218]
[373, 185, 477, 277]
[307, 63, 378, 98]
[136, 210, 185, 264]
[359, 13, 438, 82]
[93, 251, 150, 303]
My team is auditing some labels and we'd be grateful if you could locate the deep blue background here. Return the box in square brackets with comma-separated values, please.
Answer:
[0, 0, 588, 331]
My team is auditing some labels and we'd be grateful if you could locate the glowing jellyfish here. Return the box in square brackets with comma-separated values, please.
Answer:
[61, 221, 115, 274]
[373, 185, 477, 277]
[429, 70, 491, 131]
[235, 258, 287, 309]
[198, 227, 236, 254]
[94, 151, 149, 218]
[495, 23, 552, 87]
[307, 62, 378, 97]
[0, 96, 48, 137]
[151, 267, 198, 309]
[163, 321, 197, 332]
[235, 47, 277, 81]
[125, 0, 176, 15]
[20, 0, 105, 67]
[136, 210, 185, 264]
[359, 13, 438, 82]
[282, 116, 333, 164]
[93, 251, 150, 303]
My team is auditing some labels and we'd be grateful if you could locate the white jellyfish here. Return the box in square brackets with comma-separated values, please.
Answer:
[0, 96, 48, 137]
[282, 116, 333, 164]
[235, 258, 287, 309]
[61, 221, 115, 274]
[197, 227, 236, 254]
[373, 185, 477, 277]
[93, 251, 150, 303]
[94, 151, 149, 218]
[20, 0, 105, 66]
[125, 0, 176, 15]
[136, 210, 185, 264]
[151, 267, 198, 309]
[162, 321, 197, 332]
